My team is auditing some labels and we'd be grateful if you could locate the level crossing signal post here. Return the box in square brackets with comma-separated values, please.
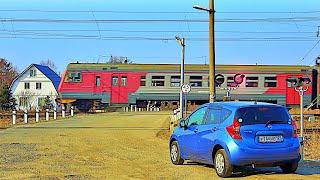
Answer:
[286, 77, 311, 160]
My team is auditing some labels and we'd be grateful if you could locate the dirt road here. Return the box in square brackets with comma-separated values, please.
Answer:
[1, 112, 319, 179]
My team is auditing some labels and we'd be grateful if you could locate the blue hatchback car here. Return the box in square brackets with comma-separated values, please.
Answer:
[169, 102, 300, 177]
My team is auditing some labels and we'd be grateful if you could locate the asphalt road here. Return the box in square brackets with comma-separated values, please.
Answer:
[0, 112, 319, 179]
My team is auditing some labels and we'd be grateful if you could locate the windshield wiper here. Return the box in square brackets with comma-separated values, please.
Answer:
[265, 120, 283, 127]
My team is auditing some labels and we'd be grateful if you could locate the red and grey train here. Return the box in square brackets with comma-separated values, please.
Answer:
[58, 63, 320, 111]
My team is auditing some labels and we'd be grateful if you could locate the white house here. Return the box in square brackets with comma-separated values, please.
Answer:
[10, 64, 61, 110]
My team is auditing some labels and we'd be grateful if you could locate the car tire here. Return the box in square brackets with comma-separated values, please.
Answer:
[170, 141, 184, 165]
[280, 162, 299, 173]
[214, 149, 233, 178]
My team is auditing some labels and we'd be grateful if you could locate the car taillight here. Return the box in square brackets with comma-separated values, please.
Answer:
[226, 118, 242, 140]
[292, 120, 298, 138]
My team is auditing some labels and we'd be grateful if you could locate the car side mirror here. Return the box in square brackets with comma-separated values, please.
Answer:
[179, 119, 187, 129]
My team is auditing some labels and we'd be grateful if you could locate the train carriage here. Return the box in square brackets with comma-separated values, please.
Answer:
[58, 63, 319, 112]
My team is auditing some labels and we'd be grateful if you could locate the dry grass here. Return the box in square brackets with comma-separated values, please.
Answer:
[305, 132, 320, 160]
[0, 112, 320, 179]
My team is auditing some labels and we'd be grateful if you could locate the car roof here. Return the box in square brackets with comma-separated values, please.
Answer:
[201, 101, 284, 109]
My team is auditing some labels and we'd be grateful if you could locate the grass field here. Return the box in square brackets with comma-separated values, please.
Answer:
[1, 112, 320, 179]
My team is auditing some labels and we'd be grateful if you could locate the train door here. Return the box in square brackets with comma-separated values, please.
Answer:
[286, 77, 300, 105]
[111, 73, 128, 104]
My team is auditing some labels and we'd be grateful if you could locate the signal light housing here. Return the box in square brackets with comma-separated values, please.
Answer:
[215, 74, 225, 86]
[234, 74, 245, 85]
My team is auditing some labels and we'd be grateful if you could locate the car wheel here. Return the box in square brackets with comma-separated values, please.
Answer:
[214, 149, 233, 178]
[170, 141, 184, 165]
[280, 162, 298, 173]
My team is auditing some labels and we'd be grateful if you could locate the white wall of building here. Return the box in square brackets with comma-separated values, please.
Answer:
[10, 65, 58, 110]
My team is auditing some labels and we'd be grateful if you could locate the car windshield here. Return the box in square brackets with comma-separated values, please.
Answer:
[235, 106, 290, 126]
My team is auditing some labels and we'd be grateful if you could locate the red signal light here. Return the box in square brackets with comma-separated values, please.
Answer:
[234, 74, 245, 85]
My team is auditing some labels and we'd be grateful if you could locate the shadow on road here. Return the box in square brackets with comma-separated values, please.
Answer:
[185, 160, 320, 177]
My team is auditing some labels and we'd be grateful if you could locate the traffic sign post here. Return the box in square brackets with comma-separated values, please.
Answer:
[181, 84, 191, 118]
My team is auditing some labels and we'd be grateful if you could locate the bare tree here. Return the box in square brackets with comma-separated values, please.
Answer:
[107, 55, 134, 64]
[17, 90, 39, 110]
[40, 59, 58, 72]
[0, 58, 18, 89]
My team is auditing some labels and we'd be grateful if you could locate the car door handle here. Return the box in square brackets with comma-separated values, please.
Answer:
[193, 129, 199, 133]
[212, 127, 219, 132]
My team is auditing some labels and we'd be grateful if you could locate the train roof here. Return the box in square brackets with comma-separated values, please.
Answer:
[66, 63, 313, 73]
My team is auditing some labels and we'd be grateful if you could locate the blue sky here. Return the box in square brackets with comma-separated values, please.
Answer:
[0, 0, 320, 73]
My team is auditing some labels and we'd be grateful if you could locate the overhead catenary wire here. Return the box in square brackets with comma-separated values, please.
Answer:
[0, 29, 316, 34]
[0, 17, 320, 24]
[1, 9, 320, 14]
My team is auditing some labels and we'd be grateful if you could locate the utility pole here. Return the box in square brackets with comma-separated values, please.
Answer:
[209, 0, 216, 102]
[176, 36, 186, 119]
[194, 0, 216, 102]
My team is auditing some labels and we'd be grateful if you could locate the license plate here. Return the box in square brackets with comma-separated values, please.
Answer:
[258, 135, 283, 143]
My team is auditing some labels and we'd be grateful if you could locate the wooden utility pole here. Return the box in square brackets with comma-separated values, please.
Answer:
[209, 0, 216, 102]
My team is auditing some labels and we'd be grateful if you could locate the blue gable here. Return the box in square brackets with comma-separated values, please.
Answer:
[34, 64, 61, 90]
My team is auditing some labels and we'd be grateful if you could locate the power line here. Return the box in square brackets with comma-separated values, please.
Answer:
[0, 34, 316, 41]
[0, 29, 315, 34]
[0, 9, 320, 14]
[298, 39, 320, 65]
[0, 17, 320, 24]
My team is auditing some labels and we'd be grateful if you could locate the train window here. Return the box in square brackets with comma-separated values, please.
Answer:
[65, 72, 82, 82]
[171, 76, 181, 87]
[112, 76, 118, 86]
[96, 76, 101, 87]
[264, 77, 277, 87]
[227, 76, 234, 86]
[121, 76, 127, 86]
[246, 77, 258, 87]
[140, 76, 146, 86]
[190, 76, 203, 87]
[152, 76, 165, 87]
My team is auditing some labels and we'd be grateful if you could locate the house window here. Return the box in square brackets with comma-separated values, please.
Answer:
[140, 76, 146, 86]
[264, 77, 277, 87]
[246, 77, 259, 87]
[19, 97, 29, 107]
[30, 69, 36, 77]
[36, 82, 42, 90]
[121, 76, 127, 86]
[96, 76, 101, 87]
[151, 76, 165, 87]
[112, 76, 118, 86]
[24, 82, 30, 89]
[66, 72, 82, 82]
[170, 76, 181, 87]
[38, 97, 46, 107]
[190, 76, 202, 87]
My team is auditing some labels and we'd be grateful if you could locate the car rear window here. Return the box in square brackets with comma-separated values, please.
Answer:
[235, 106, 290, 125]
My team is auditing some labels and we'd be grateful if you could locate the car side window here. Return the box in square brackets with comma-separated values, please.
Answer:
[221, 108, 232, 123]
[187, 107, 207, 126]
[204, 108, 221, 125]
[205, 108, 232, 125]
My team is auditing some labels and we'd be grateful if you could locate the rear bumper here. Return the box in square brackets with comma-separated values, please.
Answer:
[228, 141, 301, 166]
